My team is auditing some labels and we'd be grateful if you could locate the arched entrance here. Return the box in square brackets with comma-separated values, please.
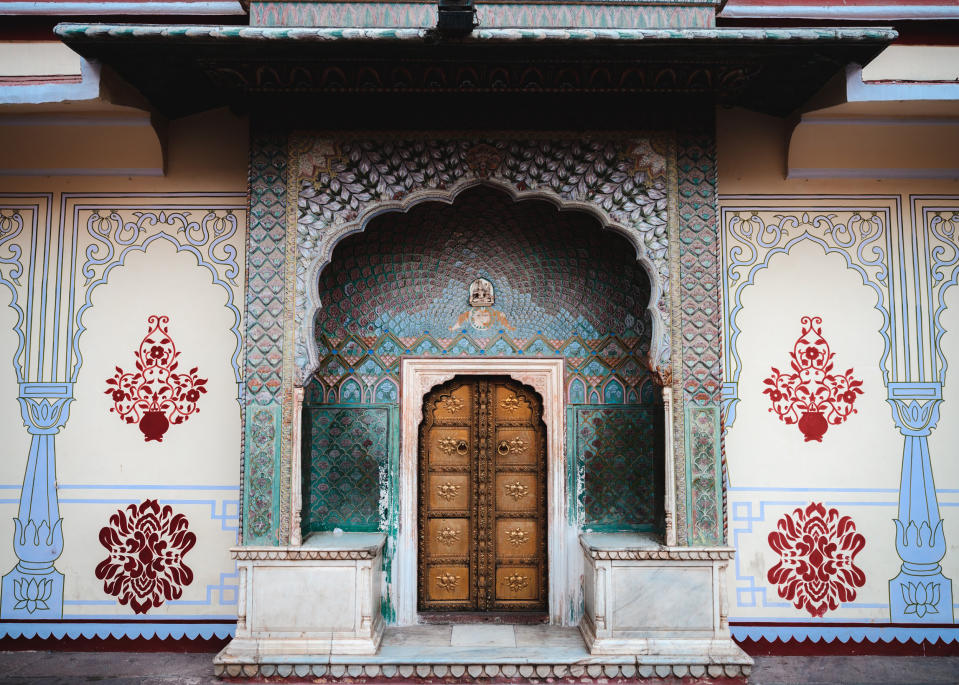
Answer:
[300, 184, 662, 625]
[418, 376, 548, 615]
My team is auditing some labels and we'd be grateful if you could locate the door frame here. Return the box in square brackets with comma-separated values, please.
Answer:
[398, 357, 568, 626]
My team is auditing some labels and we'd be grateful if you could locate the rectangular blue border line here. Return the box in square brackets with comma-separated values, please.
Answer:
[731, 487, 959, 494]
[0, 485, 240, 490]
[56, 615, 236, 621]
[729, 616, 959, 624]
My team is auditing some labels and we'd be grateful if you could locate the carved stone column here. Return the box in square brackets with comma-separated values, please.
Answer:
[887, 382, 954, 622]
[0, 382, 73, 619]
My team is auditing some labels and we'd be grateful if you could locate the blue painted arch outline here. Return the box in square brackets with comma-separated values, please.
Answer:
[0, 202, 30, 383]
[723, 229, 892, 430]
[72, 230, 243, 401]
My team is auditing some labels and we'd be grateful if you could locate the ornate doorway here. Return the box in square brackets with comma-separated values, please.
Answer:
[417, 376, 547, 614]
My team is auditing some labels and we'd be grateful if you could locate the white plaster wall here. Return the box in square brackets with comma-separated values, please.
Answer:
[927, 280, 959, 590]
[55, 237, 242, 615]
[725, 240, 900, 621]
[0, 268, 30, 565]
[726, 240, 897, 489]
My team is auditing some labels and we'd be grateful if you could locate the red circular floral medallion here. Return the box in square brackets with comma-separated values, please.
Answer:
[767, 502, 866, 617]
[95, 499, 196, 614]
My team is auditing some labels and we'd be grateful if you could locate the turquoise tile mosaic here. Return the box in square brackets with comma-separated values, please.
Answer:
[304, 406, 390, 531]
[305, 185, 662, 531]
[573, 406, 661, 530]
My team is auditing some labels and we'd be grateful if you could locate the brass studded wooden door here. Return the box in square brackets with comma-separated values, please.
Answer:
[418, 376, 547, 613]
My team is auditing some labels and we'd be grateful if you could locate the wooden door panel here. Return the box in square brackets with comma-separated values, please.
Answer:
[494, 473, 538, 512]
[494, 427, 536, 465]
[427, 564, 470, 603]
[419, 377, 546, 614]
[429, 427, 471, 467]
[495, 565, 540, 602]
[428, 473, 470, 511]
[493, 384, 534, 422]
[434, 384, 473, 420]
[429, 518, 470, 557]
[494, 519, 538, 558]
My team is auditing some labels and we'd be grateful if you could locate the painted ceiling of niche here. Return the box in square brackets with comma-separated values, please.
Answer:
[316, 187, 651, 342]
[310, 187, 654, 403]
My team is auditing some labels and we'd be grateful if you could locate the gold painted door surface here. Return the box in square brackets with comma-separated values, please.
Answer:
[418, 377, 547, 613]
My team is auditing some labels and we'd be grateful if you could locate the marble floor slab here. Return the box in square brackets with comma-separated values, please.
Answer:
[450, 625, 517, 647]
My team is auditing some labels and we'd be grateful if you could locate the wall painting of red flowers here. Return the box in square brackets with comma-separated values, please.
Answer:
[762, 316, 863, 442]
[767, 502, 866, 618]
[105, 314, 207, 442]
[95, 499, 196, 614]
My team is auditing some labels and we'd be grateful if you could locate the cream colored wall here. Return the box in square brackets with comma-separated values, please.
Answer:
[0, 43, 83, 78]
[718, 106, 959, 634]
[862, 46, 959, 83]
[0, 107, 248, 631]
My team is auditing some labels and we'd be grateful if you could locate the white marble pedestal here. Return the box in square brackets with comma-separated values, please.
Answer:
[579, 532, 751, 667]
[215, 532, 385, 666]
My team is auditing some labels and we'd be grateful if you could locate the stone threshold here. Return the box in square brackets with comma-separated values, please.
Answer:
[215, 624, 752, 682]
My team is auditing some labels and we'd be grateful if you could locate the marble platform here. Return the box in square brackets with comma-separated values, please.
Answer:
[214, 623, 752, 681]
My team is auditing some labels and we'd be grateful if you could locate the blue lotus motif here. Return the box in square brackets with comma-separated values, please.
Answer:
[902, 582, 940, 618]
[12, 577, 53, 614]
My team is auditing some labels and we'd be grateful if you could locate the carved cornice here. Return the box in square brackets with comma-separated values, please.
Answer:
[581, 543, 735, 561]
[231, 547, 380, 561]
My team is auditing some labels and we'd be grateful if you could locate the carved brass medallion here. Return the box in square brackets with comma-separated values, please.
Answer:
[418, 376, 547, 613]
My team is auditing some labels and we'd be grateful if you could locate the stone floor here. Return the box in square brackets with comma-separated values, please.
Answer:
[213, 623, 751, 680]
[1, 650, 958, 684]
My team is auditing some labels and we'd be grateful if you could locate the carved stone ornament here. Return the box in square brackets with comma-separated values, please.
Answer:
[468, 277, 494, 307]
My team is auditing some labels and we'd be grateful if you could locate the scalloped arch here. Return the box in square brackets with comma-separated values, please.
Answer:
[299, 177, 666, 383]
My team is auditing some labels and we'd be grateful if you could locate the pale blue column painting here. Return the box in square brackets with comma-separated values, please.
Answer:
[887, 382, 953, 622]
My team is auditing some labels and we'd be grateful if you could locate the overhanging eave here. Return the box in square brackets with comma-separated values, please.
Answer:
[54, 23, 898, 120]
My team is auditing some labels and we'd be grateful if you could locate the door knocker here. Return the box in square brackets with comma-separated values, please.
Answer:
[456, 440, 468, 455]
[497, 440, 510, 455]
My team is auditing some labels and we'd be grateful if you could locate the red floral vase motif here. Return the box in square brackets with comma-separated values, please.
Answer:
[767, 502, 866, 617]
[95, 499, 196, 614]
[105, 315, 207, 442]
[762, 316, 863, 442]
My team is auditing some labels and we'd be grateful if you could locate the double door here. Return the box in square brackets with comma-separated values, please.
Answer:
[417, 376, 547, 613]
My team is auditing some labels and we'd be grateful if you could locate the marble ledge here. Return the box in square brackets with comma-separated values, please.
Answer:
[580, 532, 734, 561]
[231, 532, 386, 561]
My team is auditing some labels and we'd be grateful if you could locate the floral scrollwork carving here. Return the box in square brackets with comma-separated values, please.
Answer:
[436, 526, 461, 547]
[440, 395, 464, 414]
[500, 394, 522, 413]
[437, 482, 461, 501]
[506, 573, 529, 592]
[436, 572, 460, 592]
[506, 529, 530, 546]
[504, 481, 529, 501]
